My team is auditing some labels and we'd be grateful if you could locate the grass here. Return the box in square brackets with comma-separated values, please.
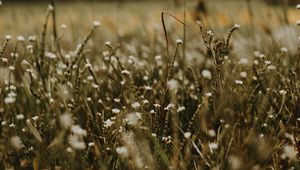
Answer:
[0, 0, 299, 169]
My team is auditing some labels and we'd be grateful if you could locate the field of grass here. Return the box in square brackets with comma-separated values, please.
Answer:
[0, 0, 299, 169]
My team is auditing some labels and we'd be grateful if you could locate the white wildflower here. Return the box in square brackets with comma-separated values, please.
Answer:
[60, 113, 73, 129]
[167, 79, 179, 90]
[112, 108, 121, 114]
[280, 47, 288, 53]
[235, 80, 243, 85]
[71, 125, 87, 136]
[93, 21, 101, 27]
[116, 146, 129, 158]
[177, 106, 186, 112]
[16, 114, 24, 120]
[279, 90, 287, 96]
[202, 69, 212, 79]
[17, 36, 25, 42]
[5, 35, 12, 41]
[176, 39, 183, 44]
[208, 129, 216, 137]
[104, 119, 114, 128]
[233, 23, 240, 29]
[240, 72, 247, 78]
[8, 65, 15, 71]
[48, 4, 54, 11]
[69, 135, 86, 150]
[184, 132, 191, 139]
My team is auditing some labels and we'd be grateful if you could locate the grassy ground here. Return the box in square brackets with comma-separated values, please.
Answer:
[0, 0, 299, 169]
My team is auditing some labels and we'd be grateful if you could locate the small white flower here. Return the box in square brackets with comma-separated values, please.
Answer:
[233, 23, 240, 29]
[48, 4, 54, 11]
[32, 116, 39, 121]
[116, 146, 129, 158]
[17, 36, 25, 42]
[112, 108, 121, 114]
[184, 132, 191, 139]
[167, 79, 179, 90]
[1, 58, 8, 63]
[202, 69, 212, 79]
[145, 85, 152, 90]
[61, 24, 67, 29]
[93, 21, 101, 27]
[5, 35, 12, 41]
[60, 113, 73, 129]
[121, 70, 130, 75]
[240, 72, 247, 78]
[71, 125, 87, 136]
[207, 30, 214, 36]
[235, 80, 243, 85]
[177, 106, 186, 112]
[205, 92, 212, 97]
[131, 102, 141, 109]
[142, 99, 149, 104]
[297, 20, 300, 26]
[297, 4, 300, 9]
[176, 39, 183, 44]
[264, 60, 271, 65]
[279, 90, 287, 96]
[164, 103, 175, 111]
[9, 123, 16, 128]
[16, 114, 25, 120]
[208, 129, 216, 137]
[69, 135, 86, 150]
[8, 65, 15, 71]
[88, 142, 94, 147]
[209, 142, 218, 150]
[104, 119, 114, 128]
[280, 47, 288, 53]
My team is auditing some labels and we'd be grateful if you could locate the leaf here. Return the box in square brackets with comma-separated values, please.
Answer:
[26, 120, 43, 143]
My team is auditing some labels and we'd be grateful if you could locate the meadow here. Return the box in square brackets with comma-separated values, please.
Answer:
[0, 0, 299, 169]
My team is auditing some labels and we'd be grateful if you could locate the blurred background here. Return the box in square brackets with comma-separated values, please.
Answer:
[1, 0, 300, 56]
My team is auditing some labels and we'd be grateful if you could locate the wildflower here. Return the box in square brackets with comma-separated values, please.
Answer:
[167, 79, 179, 90]
[112, 108, 121, 114]
[0, 1, 2, 6]
[32, 116, 39, 121]
[116, 146, 129, 158]
[207, 30, 214, 36]
[205, 92, 212, 97]
[121, 70, 130, 75]
[66, 147, 73, 153]
[125, 112, 141, 126]
[104, 119, 114, 128]
[48, 4, 54, 11]
[14, 37, 24, 44]
[267, 65, 276, 70]
[209, 142, 218, 151]
[16, 114, 24, 120]
[10, 136, 24, 151]
[114, 98, 120, 103]
[201, 69, 212, 79]
[5, 35, 12, 41]
[233, 23, 240, 29]
[93, 21, 101, 28]
[1, 58, 8, 63]
[104, 41, 111, 46]
[154, 103, 161, 108]
[208, 129, 216, 137]
[177, 106, 186, 112]
[45, 52, 56, 59]
[71, 125, 87, 136]
[69, 135, 86, 150]
[296, 20, 300, 26]
[297, 4, 300, 9]
[264, 60, 271, 65]
[184, 132, 191, 139]
[1, 121, 7, 126]
[144, 85, 152, 90]
[88, 142, 94, 147]
[240, 72, 247, 78]
[235, 80, 243, 85]
[61, 24, 67, 29]
[176, 39, 183, 44]
[142, 99, 149, 104]
[279, 90, 287, 96]
[8, 65, 15, 71]
[9, 123, 16, 128]
[280, 47, 288, 53]
[164, 103, 175, 111]
[60, 113, 73, 129]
